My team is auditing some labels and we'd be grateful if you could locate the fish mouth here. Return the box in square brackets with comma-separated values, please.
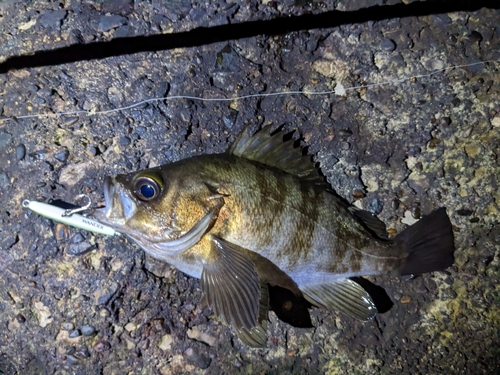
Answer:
[92, 176, 136, 229]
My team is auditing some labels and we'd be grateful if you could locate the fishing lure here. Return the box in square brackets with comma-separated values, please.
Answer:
[22, 195, 117, 236]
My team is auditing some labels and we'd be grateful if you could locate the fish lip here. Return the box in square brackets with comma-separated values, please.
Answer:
[91, 176, 122, 226]
[103, 176, 113, 213]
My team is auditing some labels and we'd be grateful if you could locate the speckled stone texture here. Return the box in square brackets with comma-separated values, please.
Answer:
[0, 1, 499, 374]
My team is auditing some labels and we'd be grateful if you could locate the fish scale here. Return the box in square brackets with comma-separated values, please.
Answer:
[214, 156, 393, 281]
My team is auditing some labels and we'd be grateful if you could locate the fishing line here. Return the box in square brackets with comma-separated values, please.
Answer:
[0, 59, 498, 123]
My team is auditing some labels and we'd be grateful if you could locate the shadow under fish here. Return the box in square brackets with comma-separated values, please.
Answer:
[92, 126, 454, 347]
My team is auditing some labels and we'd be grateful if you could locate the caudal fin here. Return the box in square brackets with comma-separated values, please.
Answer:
[396, 208, 455, 276]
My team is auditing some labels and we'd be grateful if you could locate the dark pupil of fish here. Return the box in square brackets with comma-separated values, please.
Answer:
[140, 183, 156, 199]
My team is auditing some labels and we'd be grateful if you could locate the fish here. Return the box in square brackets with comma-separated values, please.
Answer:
[92, 126, 455, 347]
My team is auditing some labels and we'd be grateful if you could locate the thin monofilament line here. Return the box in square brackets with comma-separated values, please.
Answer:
[0, 60, 497, 122]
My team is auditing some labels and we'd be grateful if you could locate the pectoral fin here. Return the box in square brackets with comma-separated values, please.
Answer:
[213, 237, 303, 297]
[201, 237, 261, 331]
[234, 281, 269, 348]
[302, 278, 378, 321]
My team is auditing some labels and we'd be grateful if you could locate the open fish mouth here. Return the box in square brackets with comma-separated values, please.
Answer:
[93, 177, 137, 226]
[91, 177, 131, 232]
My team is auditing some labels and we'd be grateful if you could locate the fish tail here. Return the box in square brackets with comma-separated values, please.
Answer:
[396, 208, 455, 276]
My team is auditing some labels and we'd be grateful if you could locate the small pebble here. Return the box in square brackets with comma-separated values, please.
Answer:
[338, 128, 353, 138]
[16, 313, 26, 323]
[139, 339, 150, 350]
[69, 329, 81, 338]
[391, 199, 400, 210]
[451, 97, 461, 107]
[400, 296, 412, 304]
[180, 110, 191, 123]
[15, 144, 26, 161]
[380, 38, 397, 51]
[456, 209, 473, 216]
[75, 346, 91, 359]
[352, 190, 365, 199]
[411, 206, 421, 220]
[462, 126, 473, 138]
[87, 145, 98, 157]
[119, 136, 131, 146]
[54, 150, 70, 162]
[99, 308, 111, 318]
[0, 171, 9, 188]
[62, 322, 75, 331]
[66, 355, 81, 366]
[428, 138, 441, 148]
[222, 110, 238, 129]
[67, 243, 97, 256]
[81, 325, 96, 336]
[341, 142, 351, 151]
[407, 145, 421, 156]
[33, 150, 49, 160]
[65, 346, 76, 355]
[0, 132, 12, 152]
[185, 347, 211, 369]
[93, 340, 111, 352]
[367, 197, 383, 215]
[70, 233, 85, 244]
[55, 223, 70, 241]
[439, 117, 452, 126]
[96, 283, 118, 305]
[63, 116, 79, 126]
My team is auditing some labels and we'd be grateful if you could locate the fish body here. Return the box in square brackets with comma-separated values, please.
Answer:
[93, 127, 455, 347]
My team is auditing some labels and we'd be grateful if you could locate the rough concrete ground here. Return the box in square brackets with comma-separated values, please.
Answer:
[0, 1, 499, 374]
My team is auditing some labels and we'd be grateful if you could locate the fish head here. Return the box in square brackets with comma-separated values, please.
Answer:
[93, 162, 223, 256]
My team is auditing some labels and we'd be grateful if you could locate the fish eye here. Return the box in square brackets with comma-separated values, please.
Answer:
[133, 176, 162, 201]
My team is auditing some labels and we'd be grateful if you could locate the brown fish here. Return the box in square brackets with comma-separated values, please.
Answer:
[93, 127, 455, 347]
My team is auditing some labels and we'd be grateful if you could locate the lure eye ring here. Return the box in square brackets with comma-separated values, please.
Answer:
[133, 176, 162, 201]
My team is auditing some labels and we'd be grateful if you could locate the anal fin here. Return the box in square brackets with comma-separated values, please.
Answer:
[302, 278, 378, 321]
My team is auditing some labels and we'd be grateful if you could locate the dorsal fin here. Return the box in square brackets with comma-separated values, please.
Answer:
[348, 207, 389, 240]
[228, 126, 320, 179]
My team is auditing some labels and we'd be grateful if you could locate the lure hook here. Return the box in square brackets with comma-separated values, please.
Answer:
[62, 194, 92, 217]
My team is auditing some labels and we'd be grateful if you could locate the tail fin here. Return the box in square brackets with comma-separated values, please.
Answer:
[396, 208, 455, 276]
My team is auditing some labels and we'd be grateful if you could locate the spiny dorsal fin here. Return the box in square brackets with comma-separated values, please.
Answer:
[228, 126, 316, 177]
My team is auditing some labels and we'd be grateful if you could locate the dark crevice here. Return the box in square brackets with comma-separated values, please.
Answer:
[0, 0, 498, 73]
